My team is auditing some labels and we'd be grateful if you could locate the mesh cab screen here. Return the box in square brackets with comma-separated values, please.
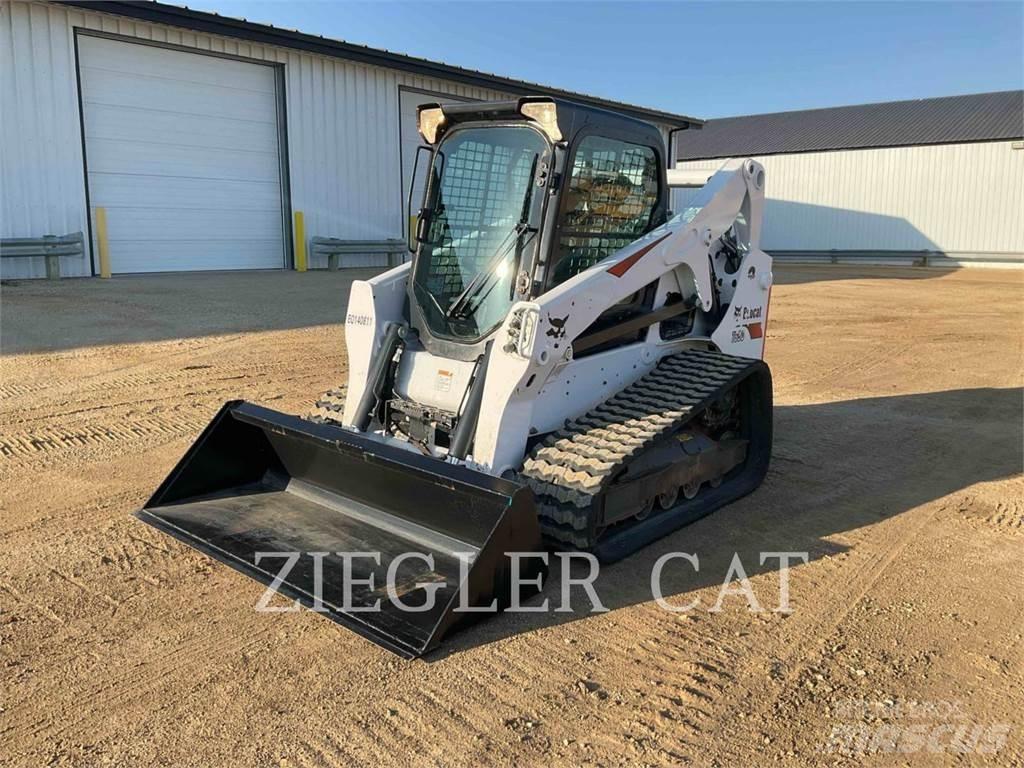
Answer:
[426, 139, 534, 304]
[412, 125, 546, 340]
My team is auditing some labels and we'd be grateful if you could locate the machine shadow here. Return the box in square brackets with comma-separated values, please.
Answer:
[771, 263, 958, 286]
[432, 386, 1023, 659]
[0, 267, 385, 355]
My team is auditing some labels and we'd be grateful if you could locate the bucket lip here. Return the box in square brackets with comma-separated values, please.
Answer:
[135, 506, 425, 658]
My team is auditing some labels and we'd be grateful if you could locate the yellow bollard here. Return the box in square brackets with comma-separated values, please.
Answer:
[293, 210, 307, 272]
[95, 207, 111, 278]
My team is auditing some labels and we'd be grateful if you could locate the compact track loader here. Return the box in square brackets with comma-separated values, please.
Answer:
[139, 98, 773, 657]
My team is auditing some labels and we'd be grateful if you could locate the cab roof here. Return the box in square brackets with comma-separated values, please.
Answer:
[427, 97, 670, 151]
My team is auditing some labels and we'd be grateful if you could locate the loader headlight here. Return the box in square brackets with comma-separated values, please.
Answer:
[503, 305, 539, 359]
[519, 307, 538, 356]
[417, 106, 447, 144]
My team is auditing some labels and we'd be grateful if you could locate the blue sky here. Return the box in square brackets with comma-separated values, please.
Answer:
[197, 1, 1022, 118]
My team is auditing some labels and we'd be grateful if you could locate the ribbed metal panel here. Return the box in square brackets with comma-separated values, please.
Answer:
[676, 91, 1024, 161]
[0, 0, 685, 278]
[0, 1, 512, 276]
[674, 141, 1024, 258]
[1, 1, 90, 277]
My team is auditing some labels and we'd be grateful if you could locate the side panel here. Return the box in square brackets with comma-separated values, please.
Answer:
[710, 247, 773, 359]
[342, 262, 410, 425]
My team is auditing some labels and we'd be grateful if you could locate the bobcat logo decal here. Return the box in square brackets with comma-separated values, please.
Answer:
[546, 313, 569, 340]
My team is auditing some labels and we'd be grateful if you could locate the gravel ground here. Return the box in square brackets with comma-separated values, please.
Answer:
[1, 265, 1021, 766]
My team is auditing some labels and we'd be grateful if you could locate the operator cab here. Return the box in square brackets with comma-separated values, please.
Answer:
[406, 97, 670, 362]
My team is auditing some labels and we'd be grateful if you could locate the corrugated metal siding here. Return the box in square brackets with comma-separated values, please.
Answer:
[674, 141, 1024, 257]
[282, 61, 509, 268]
[1, 1, 90, 277]
[0, 0, 512, 276]
[0, 0, 683, 277]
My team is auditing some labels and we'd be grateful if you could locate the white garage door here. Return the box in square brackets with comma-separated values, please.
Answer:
[399, 88, 471, 237]
[79, 36, 285, 273]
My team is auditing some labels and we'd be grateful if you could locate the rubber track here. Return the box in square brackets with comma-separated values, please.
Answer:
[308, 385, 348, 425]
[518, 349, 759, 548]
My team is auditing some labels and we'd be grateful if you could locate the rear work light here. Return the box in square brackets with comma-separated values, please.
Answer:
[519, 100, 562, 142]
[417, 106, 446, 144]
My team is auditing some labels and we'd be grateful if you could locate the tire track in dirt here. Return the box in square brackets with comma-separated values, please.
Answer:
[787, 339, 916, 391]
[962, 497, 1024, 535]
[1, 596, 277, 745]
[0, 477, 152, 536]
[292, 733, 362, 768]
[1, 370, 339, 442]
[712, 497, 944, 761]
[0, 382, 36, 399]
[544, 610, 737, 758]
[2, 354, 339, 415]
[0, 412, 211, 461]
[324, 607, 740, 765]
[984, 501, 1023, 533]
[621, 615, 741, 755]
[0, 575, 66, 627]
[0, 328, 338, 410]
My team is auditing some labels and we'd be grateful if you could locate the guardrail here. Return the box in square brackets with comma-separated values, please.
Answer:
[0, 232, 85, 279]
[310, 238, 408, 270]
[771, 250, 1024, 268]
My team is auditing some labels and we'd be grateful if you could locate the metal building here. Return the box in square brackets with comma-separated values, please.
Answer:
[1, 0, 698, 278]
[673, 91, 1024, 266]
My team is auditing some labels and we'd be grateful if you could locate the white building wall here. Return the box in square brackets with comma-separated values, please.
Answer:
[675, 142, 1024, 259]
[1, 0, 681, 277]
[1, 1, 90, 276]
[0, 0, 514, 277]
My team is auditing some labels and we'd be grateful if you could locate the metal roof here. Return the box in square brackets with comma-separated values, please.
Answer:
[58, 0, 701, 129]
[674, 90, 1023, 161]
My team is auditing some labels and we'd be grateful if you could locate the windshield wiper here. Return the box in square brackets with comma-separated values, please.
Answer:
[446, 223, 534, 320]
[444, 151, 540, 322]
[415, 277, 449, 320]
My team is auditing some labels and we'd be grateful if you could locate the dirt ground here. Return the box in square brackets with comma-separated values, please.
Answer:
[1, 266, 1022, 767]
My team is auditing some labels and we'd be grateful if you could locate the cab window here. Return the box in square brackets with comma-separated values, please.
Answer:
[548, 135, 660, 288]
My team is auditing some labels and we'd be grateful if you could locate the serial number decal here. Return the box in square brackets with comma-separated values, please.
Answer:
[345, 313, 373, 326]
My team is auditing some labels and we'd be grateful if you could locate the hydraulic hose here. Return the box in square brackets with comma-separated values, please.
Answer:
[352, 322, 405, 432]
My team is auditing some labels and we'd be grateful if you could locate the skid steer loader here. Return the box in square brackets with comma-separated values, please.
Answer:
[139, 97, 773, 657]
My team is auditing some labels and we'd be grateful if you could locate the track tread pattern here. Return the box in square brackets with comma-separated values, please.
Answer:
[518, 349, 757, 548]
[308, 386, 348, 425]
